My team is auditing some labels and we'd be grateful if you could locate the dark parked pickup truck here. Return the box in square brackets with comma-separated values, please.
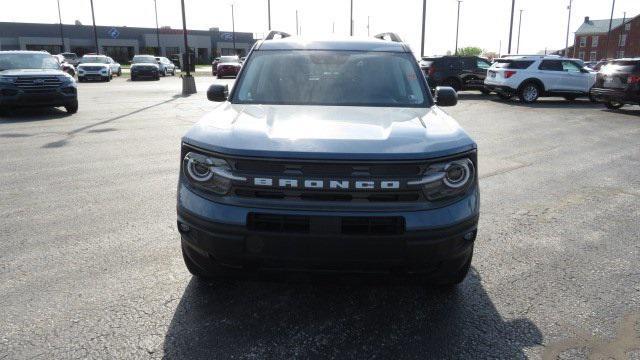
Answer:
[420, 55, 492, 94]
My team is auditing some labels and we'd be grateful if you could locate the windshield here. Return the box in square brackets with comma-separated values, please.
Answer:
[219, 56, 239, 63]
[80, 56, 108, 64]
[0, 53, 60, 71]
[133, 56, 157, 64]
[232, 50, 430, 107]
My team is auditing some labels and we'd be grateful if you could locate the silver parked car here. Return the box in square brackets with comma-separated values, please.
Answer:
[155, 56, 176, 76]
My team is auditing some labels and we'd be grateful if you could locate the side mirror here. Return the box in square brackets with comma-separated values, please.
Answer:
[207, 84, 229, 102]
[580, 68, 589, 73]
[435, 86, 457, 107]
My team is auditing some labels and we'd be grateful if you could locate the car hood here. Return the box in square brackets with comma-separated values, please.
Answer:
[0, 69, 65, 76]
[131, 63, 159, 68]
[78, 62, 109, 67]
[218, 62, 241, 67]
[183, 104, 476, 160]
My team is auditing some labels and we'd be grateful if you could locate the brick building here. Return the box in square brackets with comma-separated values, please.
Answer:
[571, 13, 639, 61]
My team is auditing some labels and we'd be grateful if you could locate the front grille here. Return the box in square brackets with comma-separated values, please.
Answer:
[15, 76, 62, 90]
[235, 188, 420, 202]
[234, 160, 422, 177]
[247, 213, 405, 235]
[80, 66, 103, 71]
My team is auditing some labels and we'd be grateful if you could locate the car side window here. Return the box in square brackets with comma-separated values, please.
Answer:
[460, 58, 475, 70]
[562, 61, 582, 73]
[477, 59, 491, 70]
[539, 60, 562, 71]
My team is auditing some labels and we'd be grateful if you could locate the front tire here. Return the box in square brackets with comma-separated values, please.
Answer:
[518, 82, 541, 103]
[433, 247, 473, 287]
[64, 100, 78, 114]
[605, 101, 624, 110]
[117, 68, 122, 76]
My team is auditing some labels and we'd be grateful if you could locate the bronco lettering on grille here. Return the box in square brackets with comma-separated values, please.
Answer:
[253, 178, 401, 190]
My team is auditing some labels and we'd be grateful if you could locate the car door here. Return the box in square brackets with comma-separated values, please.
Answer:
[475, 58, 491, 80]
[537, 60, 563, 91]
[561, 60, 590, 93]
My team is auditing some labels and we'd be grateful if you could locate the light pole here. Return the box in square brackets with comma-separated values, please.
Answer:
[604, 0, 615, 59]
[454, 0, 462, 55]
[367, 16, 370, 37]
[564, 0, 572, 57]
[516, 9, 523, 54]
[89, 0, 99, 54]
[56, 0, 65, 52]
[180, 0, 196, 94]
[154, 0, 161, 56]
[267, 0, 271, 30]
[420, 0, 426, 57]
[507, 0, 515, 54]
[350, 0, 353, 36]
[231, 4, 236, 52]
[295, 10, 299, 36]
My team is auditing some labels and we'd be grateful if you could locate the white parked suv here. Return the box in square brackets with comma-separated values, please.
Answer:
[155, 57, 176, 76]
[484, 55, 596, 103]
[77, 55, 119, 82]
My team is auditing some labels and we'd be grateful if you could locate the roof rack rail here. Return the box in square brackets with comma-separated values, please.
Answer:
[264, 30, 291, 40]
[374, 32, 403, 43]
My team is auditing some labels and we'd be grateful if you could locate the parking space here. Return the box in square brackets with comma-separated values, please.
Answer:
[1, 76, 639, 358]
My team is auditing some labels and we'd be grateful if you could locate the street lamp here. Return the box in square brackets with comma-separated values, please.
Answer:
[604, 0, 616, 59]
[89, 0, 99, 54]
[454, 0, 462, 55]
[180, 0, 196, 95]
[516, 9, 523, 54]
[56, 0, 65, 52]
[564, 0, 572, 57]
[507, 0, 515, 54]
[231, 4, 236, 52]
[350, 0, 353, 36]
[267, 0, 271, 30]
[420, 0, 427, 57]
[154, 0, 161, 56]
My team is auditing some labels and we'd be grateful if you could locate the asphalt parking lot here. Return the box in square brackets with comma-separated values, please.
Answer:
[1, 75, 639, 359]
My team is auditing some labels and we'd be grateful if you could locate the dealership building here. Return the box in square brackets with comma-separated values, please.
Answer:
[0, 22, 256, 64]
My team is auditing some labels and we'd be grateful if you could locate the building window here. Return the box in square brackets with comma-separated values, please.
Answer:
[165, 47, 180, 57]
[616, 50, 624, 59]
[591, 36, 598, 47]
[618, 34, 627, 47]
[25, 44, 62, 54]
[589, 51, 597, 61]
[579, 36, 587, 47]
[578, 51, 585, 60]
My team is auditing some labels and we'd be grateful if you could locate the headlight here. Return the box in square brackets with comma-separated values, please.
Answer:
[183, 151, 245, 195]
[57, 75, 73, 84]
[0, 76, 16, 84]
[409, 157, 475, 201]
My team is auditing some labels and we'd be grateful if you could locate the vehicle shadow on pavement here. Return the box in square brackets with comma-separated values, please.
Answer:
[488, 98, 601, 109]
[0, 107, 71, 123]
[163, 269, 542, 359]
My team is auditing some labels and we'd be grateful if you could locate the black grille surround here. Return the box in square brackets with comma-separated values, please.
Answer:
[181, 144, 478, 206]
[14, 76, 62, 90]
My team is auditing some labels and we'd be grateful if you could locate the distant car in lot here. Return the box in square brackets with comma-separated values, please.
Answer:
[420, 55, 493, 94]
[211, 55, 240, 76]
[590, 58, 640, 110]
[59, 52, 80, 67]
[130, 55, 160, 81]
[484, 55, 596, 103]
[77, 55, 114, 82]
[53, 54, 76, 77]
[169, 55, 181, 70]
[155, 56, 176, 76]
[0, 51, 78, 113]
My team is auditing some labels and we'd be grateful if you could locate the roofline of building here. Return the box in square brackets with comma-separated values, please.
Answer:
[576, 13, 639, 35]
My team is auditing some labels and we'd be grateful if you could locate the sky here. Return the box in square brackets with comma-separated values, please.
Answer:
[2, 0, 638, 56]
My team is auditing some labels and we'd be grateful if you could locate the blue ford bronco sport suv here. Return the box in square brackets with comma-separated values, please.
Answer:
[177, 32, 479, 285]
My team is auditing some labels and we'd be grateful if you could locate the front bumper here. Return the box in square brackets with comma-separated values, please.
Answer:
[177, 182, 479, 274]
[77, 70, 109, 80]
[0, 85, 77, 107]
[590, 87, 640, 105]
[217, 67, 240, 77]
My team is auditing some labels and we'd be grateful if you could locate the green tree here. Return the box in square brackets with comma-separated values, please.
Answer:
[456, 47, 483, 56]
